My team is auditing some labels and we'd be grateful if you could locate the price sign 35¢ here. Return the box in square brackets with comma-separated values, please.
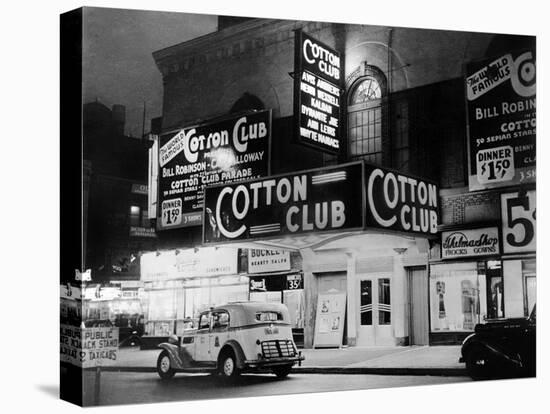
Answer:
[476, 145, 515, 185]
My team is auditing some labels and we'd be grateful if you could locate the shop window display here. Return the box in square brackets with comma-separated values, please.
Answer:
[430, 263, 487, 332]
[523, 259, 536, 316]
[485, 261, 504, 319]
[145, 289, 176, 336]
[183, 279, 248, 328]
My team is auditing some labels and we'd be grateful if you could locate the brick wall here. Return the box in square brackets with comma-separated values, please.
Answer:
[440, 190, 500, 226]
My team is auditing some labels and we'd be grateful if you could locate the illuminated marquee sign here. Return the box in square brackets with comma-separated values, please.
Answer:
[364, 164, 439, 236]
[203, 162, 439, 243]
[466, 48, 536, 191]
[157, 110, 270, 230]
[294, 30, 343, 154]
[202, 163, 364, 244]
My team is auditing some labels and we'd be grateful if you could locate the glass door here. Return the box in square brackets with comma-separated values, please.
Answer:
[357, 275, 393, 346]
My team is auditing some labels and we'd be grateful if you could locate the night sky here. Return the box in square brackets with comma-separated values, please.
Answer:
[82, 7, 218, 137]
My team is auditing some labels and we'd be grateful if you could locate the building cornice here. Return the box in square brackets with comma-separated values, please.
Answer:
[152, 18, 331, 77]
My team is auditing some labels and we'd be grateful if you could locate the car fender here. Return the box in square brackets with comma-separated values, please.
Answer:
[158, 343, 186, 370]
[462, 337, 522, 367]
[218, 340, 246, 369]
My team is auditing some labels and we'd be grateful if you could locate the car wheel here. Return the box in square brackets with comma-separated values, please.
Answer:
[272, 364, 293, 378]
[465, 346, 495, 380]
[157, 350, 176, 380]
[219, 351, 240, 379]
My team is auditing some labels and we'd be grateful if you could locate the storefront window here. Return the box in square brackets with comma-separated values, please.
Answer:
[145, 289, 176, 336]
[430, 263, 487, 332]
[183, 281, 248, 323]
[283, 289, 305, 328]
[147, 289, 176, 320]
[486, 276, 504, 319]
[523, 259, 536, 316]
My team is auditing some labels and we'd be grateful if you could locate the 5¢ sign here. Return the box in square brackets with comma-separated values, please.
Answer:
[501, 190, 536, 253]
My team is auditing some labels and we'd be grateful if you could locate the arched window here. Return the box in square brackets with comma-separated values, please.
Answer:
[230, 92, 264, 114]
[347, 68, 387, 165]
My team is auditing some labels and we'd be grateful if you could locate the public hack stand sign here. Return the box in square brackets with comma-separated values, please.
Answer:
[60, 324, 119, 369]
[157, 110, 271, 230]
[293, 30, 343, 155]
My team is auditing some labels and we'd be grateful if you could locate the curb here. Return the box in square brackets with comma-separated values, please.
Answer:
[100, 366, 468, 377]
[293, 366, 468, 376]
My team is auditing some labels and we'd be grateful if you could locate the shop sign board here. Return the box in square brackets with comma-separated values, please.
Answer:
[248, 249, 291, 273]
[441, 227, 500, 259]
[501, 190, 536, 254]
[140, 247, 239, 281]
[131, 183, 148, 195]
[157, 110, 271, 230]
[364, 164, 439, 236]
[202, 162, 364, 244]
[294, 30, 343, 154]
[75, 269, 91, 282]
[466, 49, 536, 191]
[129, 226, 157, 238]
[60, 324, 118, 368]
[60, 283, 81, 300]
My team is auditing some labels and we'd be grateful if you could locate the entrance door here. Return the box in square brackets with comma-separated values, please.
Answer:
[357, 275, 393, 346]
[408, 267, 429, 345]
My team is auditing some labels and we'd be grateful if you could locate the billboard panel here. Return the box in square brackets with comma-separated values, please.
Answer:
[157, 110, 271, 229]
[466, 49, 536, 190]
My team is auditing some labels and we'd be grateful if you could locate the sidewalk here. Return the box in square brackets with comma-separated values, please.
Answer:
[111, 345, 466, 376]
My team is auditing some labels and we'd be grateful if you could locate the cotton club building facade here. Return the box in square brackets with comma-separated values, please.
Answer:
[146, 17, 535, 348]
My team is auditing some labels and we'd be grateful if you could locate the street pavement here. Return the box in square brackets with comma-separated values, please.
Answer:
[112, 345, 465, 374]
[82, 370, 471, 406]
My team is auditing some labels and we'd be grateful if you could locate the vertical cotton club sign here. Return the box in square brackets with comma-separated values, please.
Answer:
[294, 30, 343, 154]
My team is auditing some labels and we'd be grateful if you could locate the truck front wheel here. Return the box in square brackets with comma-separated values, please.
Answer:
[157, 350, 176, 380]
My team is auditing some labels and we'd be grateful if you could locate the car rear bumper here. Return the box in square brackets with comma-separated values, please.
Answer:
[244, 353, 304, 368]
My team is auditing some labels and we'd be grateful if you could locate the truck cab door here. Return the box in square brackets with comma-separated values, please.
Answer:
[194, 312, 211, 362]
[209, 310, 230, 362]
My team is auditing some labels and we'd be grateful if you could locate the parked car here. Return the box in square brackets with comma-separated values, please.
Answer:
[156, 302, 304, 380]
[115, 314, 144, 347]
[460, 305, 536, 380]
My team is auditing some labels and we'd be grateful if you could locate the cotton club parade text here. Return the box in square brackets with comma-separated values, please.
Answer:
[203, 163, 438, 243]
